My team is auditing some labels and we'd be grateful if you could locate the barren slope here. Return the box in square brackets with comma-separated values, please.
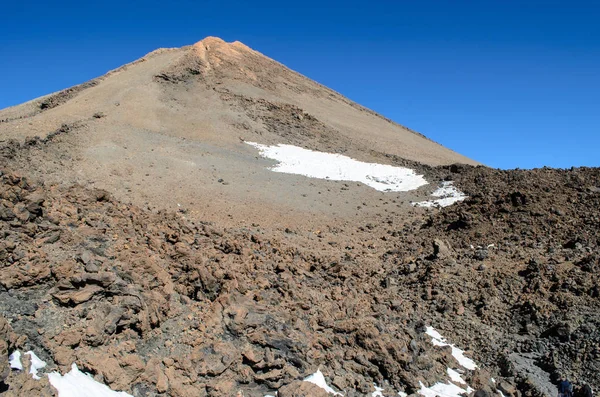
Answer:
[0, 37, 477, 229]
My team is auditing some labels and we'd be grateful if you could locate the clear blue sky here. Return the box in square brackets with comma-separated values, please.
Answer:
[1, 1, 598, 169]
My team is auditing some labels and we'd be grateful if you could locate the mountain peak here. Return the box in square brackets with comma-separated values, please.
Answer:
[192, 36, 253, 53]
[194, 36, 226, 46]
[188, 36, 256, 69]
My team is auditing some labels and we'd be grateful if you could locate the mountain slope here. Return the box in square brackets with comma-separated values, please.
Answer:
[0, 38, 477, 228]
[1, 37, 599, 397]
[1, 37, 476, 166]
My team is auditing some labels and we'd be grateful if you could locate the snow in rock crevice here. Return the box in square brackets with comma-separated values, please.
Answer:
[412, 181, 467, 208]
[303, 369, 343, 396]
[5, 349, 133, 397]
[417, 367, 476, 397]
[418, 381, 471, 397]
[25, 351, 47, 380]
[417, 327, 481, 397]
[48, 363, 134, 397]
[9, 350, 23, 370]
[425, 326, 477, 370]
[372, 384, 385, 396]
[447, 368, 467, 384]
[247, 142, 428, 192]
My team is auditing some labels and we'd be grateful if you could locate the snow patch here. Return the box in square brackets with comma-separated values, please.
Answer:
[412, 181, 467, 208]
[303, 369, 343, 396]
[425, 327, 444, 341]
[48, 363, 134, 397]
[372, 384, 385, 397]
[419, 381, 470, 397]
[9, 351, 22, 370]
[447, 368, 466, 384]
[25, 351, 46, 380]
[425, 327, 478, 370]
[247, 142, 428, 192]
[372, 382, 412, 397]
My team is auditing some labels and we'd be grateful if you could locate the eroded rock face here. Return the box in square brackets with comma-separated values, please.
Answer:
[0, 315, 10, 383]
[0, 318, 56, 396]
[3, 375, 55, 397]
[0, 161, 598, 396]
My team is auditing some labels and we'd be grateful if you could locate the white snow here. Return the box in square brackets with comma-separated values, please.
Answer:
[9, 350, 23, 370]
[425, 327, 445, 341]
[48, 363, 134, 397]
[25, 351, 46, 380]
[372, 384, 385, 397]
[303, 369, 343, 396]
[425, 327, 478, 370]
[412, 181, 467, 208]
[418, 381, 470, 397]
[447, 368, 466, 384]
[398, 392, 408, 397]
[247, 142, 428, 192]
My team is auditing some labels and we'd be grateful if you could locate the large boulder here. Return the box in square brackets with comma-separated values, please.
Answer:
[278, 380, 330, 397]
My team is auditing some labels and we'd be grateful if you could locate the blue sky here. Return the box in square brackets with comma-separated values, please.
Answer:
[1, 1, 598, 169]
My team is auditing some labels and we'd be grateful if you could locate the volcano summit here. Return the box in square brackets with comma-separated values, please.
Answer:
[0, 38, 598, 397]
[0, 37, 476, 228]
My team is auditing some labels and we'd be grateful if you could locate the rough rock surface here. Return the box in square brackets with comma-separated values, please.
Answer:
[0, 316, 11, 384]
[278, 380, 330, 397]
[0, 154, 598, 396]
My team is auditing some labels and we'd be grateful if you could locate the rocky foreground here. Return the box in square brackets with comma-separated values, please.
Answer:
[0, 137, 599, 396]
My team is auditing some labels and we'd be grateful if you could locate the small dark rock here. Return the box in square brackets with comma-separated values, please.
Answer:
[474, 249, 488, 261]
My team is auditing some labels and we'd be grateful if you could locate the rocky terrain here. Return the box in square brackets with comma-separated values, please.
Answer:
[0, 37, 598, 397]
[0, 133, 599, 396]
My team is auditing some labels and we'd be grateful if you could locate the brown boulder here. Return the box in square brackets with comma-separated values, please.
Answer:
[156, 365, 169, 393]
[278, 381, 330, 397]
[206, 378, 236, 397]
[433, 239, 453, 259]
[52, 284, 104, 305]
[498, 381, 520, 397]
